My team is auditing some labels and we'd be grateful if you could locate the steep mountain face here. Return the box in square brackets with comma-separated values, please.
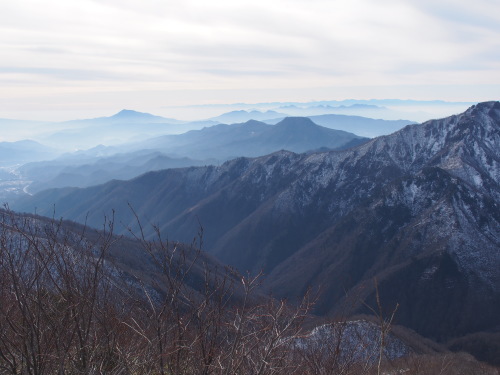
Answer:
[12, 102, 500, 341]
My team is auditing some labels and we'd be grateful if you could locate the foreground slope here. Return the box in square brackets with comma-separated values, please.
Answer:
[4, 209, 493, 375]
[12, 102, 500, 341]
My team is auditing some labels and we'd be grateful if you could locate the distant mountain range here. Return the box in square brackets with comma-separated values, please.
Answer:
[183, 99, 473, 123]
[8, 117, 366, 194]
[2, 103, 442, 151]
[19, 151, 216, 194]
[209, 109, 288, 123]
[13, 102, 500, 349]
[0, 140, 60, 166]
[265, 114, 415, 137]
[40, 110, 190, 150]
[67, 109, 185, 125]
[276, 103, 399, 119]
[130, 117, 368, 160]
[42, 109, 393, 151]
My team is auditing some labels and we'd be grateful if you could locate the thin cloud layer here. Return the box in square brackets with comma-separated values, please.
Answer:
[0, 0, 499, 119]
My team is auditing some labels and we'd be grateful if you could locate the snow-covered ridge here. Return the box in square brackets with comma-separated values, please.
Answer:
[270, 102, 500, 207]
[296, 320, 410, 363]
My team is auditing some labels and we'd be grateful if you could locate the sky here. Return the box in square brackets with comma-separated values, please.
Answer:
[1, 0, 499, 121]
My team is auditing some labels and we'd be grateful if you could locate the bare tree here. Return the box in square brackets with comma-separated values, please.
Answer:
[0, 209, 120, 374]
[2, 207, 493, 375]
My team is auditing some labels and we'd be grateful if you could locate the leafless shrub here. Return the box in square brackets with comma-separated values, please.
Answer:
[377, 352, 499, 375]
[0, 207, 496, 374]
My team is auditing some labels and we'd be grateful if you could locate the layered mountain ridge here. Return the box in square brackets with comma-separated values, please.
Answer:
[12, 101, 500, 342]
[131, 117, 368, 160]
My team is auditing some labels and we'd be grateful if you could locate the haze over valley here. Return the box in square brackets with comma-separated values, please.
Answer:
[0, 102, 422, 198]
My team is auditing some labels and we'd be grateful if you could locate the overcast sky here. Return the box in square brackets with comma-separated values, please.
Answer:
[1, 0, 499, 120]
